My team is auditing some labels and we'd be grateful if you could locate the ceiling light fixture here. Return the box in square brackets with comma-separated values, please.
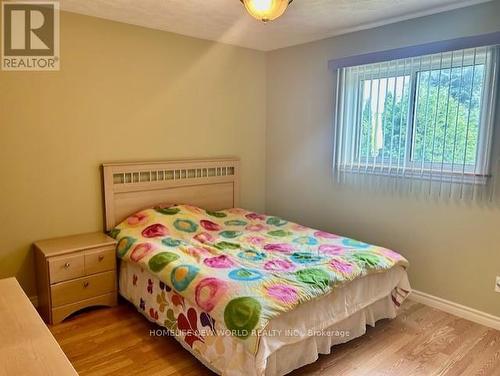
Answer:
[240, 0, 293, 23]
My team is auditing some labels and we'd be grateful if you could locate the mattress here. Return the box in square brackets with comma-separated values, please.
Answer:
[119, 260, 410, 376]
[112, 204, 410, 375]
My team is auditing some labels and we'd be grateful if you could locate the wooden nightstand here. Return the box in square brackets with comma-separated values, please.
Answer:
[34, 232, 118, 324]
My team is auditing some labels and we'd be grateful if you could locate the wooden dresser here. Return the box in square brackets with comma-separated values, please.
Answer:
[34, 232, 118, 324]
[0, 277, 77, 375]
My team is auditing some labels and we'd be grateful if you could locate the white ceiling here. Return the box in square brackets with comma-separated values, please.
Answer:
[60, 0, 492, 51]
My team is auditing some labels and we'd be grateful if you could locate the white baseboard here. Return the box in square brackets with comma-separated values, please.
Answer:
[29, 295, 38, 308]
[409, 290, 500, 331]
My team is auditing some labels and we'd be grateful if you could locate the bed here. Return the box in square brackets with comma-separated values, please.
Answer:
[102, 158, 410, 376]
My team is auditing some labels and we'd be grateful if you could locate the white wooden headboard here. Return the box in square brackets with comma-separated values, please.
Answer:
[102, 158, 240, 231]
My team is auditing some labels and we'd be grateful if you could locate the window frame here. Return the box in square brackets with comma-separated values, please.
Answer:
[340, 47, 498, 183]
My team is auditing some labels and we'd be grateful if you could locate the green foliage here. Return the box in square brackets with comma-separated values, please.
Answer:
[358, 64, 484, 168]
[359, 76, 410, 163]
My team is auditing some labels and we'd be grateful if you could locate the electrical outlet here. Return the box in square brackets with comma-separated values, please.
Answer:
[496, 276, 500, 293]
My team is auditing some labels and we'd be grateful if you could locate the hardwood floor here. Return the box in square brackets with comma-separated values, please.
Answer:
[50, 300, 500, 376]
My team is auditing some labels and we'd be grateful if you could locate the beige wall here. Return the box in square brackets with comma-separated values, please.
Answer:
[0, 11, 267, 296]
[266, 1, 500, 316]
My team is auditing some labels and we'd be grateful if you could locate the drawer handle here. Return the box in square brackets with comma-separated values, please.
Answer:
[64, 262, 71, 269]
[98, 255, 105, 262]
[83, 281, 90, 288]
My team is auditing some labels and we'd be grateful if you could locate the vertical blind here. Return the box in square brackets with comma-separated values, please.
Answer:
[333, 45, 499, 201]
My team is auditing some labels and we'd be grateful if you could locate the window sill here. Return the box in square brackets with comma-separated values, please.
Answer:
[338, 166, 490, 185]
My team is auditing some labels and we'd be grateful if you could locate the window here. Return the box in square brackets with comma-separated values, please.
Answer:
[334, 46, 499, 185]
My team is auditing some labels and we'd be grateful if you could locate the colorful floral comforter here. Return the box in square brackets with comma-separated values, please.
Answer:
[112, 204, 409, 354]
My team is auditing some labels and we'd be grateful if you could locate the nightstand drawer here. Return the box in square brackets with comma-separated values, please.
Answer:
[85, 247, 116, 275]
[51, 271, 116, 307]
[51, 293, 117, 325]
[49, 254, 85, 284]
